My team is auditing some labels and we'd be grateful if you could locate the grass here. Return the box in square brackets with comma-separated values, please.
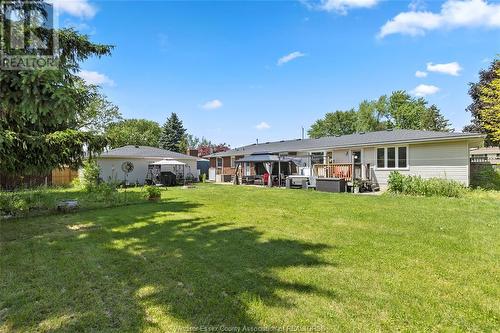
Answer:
[1, 184, 499, 332]
[0, 186, 148, 218]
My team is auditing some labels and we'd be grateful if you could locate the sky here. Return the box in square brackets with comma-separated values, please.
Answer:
[54, 0, 500, 148]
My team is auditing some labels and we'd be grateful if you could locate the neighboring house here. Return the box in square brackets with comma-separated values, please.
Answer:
[470, 147, 500, 163]
[96, 145, 199, 185]
[207, 129, 484, 187]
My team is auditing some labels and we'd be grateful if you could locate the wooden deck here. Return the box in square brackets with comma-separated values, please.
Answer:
[313, 163, 353, 180]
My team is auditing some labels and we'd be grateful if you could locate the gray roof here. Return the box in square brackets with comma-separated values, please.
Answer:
[207, 130, 484, 157]
[470, 146, 500, 154]
[98, 145, 198, 160]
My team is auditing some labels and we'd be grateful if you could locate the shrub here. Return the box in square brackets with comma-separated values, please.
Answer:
[143, 185, 162, 200]
[0, 193, 26, 216]
[201, 173, 207, 183]
[387, 171, 466, 198]
[81, 160, 101, 192]
[471, 165, 500, 190]
[71, 176, 81, 188]
[387, 171, 404, 193]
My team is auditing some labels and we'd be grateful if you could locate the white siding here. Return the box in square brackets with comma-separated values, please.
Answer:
[371, 141, 469, 186]
[97, 157, 198, 185]
[332, 149, 350, 163]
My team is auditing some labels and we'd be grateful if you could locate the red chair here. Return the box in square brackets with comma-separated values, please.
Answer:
[263, 172, 269, 185]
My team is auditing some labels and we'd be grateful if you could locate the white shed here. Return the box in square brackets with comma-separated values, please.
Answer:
[96, 145, 199, 185]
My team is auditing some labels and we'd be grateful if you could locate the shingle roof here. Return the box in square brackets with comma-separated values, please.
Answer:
[207, 130, 484, 157]
[98, 146, 198, 160]
[470, 146, 500, 155]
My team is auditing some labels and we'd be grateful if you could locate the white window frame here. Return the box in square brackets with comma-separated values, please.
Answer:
[230, 156, 235, 168]
[310, 152, 325, 166]
[216, 157, 223, 168]
[244, 162, 251, 176]
[374, 145, 409, 170]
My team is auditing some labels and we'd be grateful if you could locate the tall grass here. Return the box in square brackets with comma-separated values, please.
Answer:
[387, 171, 466, 197]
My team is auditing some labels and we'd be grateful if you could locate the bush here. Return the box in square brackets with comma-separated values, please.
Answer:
[143, 185, 162, 200]
[71, 176, 81, 188]
[471, 165, 500, 190]
[387, 171, 404, 193]
[0, 193, 28, 216]
[0, 189, 54, 216]
[387, 171, 466, 198]
[201, 173, 207, 183]
[81, 160, 101, 192]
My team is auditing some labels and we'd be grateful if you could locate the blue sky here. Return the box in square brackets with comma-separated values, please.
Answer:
[55, 0, 500, 147]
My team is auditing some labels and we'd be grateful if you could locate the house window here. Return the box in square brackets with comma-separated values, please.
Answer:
[230, 157, 235, 168]
[387, 147, 396, 168]
[376, 146, 408, 169]
[311, 152, 324, 166]
[377, 148, 385, 168]
[217, 158, 223, 168]
[244, 162, 251, 176]
[398, 147, 407, 168]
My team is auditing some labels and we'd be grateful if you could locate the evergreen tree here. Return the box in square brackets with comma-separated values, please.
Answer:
[421, 105, 452, 132]
[159, 113, 187, 153]
[0, 1, 112, 175]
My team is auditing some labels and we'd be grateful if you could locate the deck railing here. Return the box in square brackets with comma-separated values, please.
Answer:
[313, 163, 353, 180]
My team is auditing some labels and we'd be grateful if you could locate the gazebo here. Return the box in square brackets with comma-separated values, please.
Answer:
[146, 159, 187, 186]
[234, 153, 299, 187]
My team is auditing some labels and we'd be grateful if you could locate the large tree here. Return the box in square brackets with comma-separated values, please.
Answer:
[75, 85, 122, 133]
[308, 109, 358, 138]
[308, 91, 451, 139]
[159, 113, 187, 153]
[464, 57, 500, 145]
[105, 119, 161, 149]
[0, 1, 112, 175]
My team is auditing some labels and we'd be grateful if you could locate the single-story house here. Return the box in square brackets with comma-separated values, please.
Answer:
[206, 129, 485, 187]
[96, 145, 200, 185]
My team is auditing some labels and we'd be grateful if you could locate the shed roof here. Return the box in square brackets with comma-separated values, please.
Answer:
[207, 130, 484, 158]
[150, 159, 186, 165]
[98, 146, 198, 160]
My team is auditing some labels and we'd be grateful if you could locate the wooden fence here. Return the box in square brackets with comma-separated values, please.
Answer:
[0, 167, 78, 190]
[51, 168, 79, 186]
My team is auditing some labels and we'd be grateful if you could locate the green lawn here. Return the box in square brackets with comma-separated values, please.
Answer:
[1, 184, 499, 332]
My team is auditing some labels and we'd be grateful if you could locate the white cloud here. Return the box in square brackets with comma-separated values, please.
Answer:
[303, 0, 378, 13]
[412, 84, 440, 97]
[408, 0, 426, 11]
[49, 0, 97, 18]
[78, 70, 115, 86]
[321, 0, 378, 12]
[255, 122, 271, 130]
[378, 0, 500, 38]
[415, 70, 428, 78]
[277, 51, 305, 66]
[201, 99, 223, 110]
[426, 62, 462, 76]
